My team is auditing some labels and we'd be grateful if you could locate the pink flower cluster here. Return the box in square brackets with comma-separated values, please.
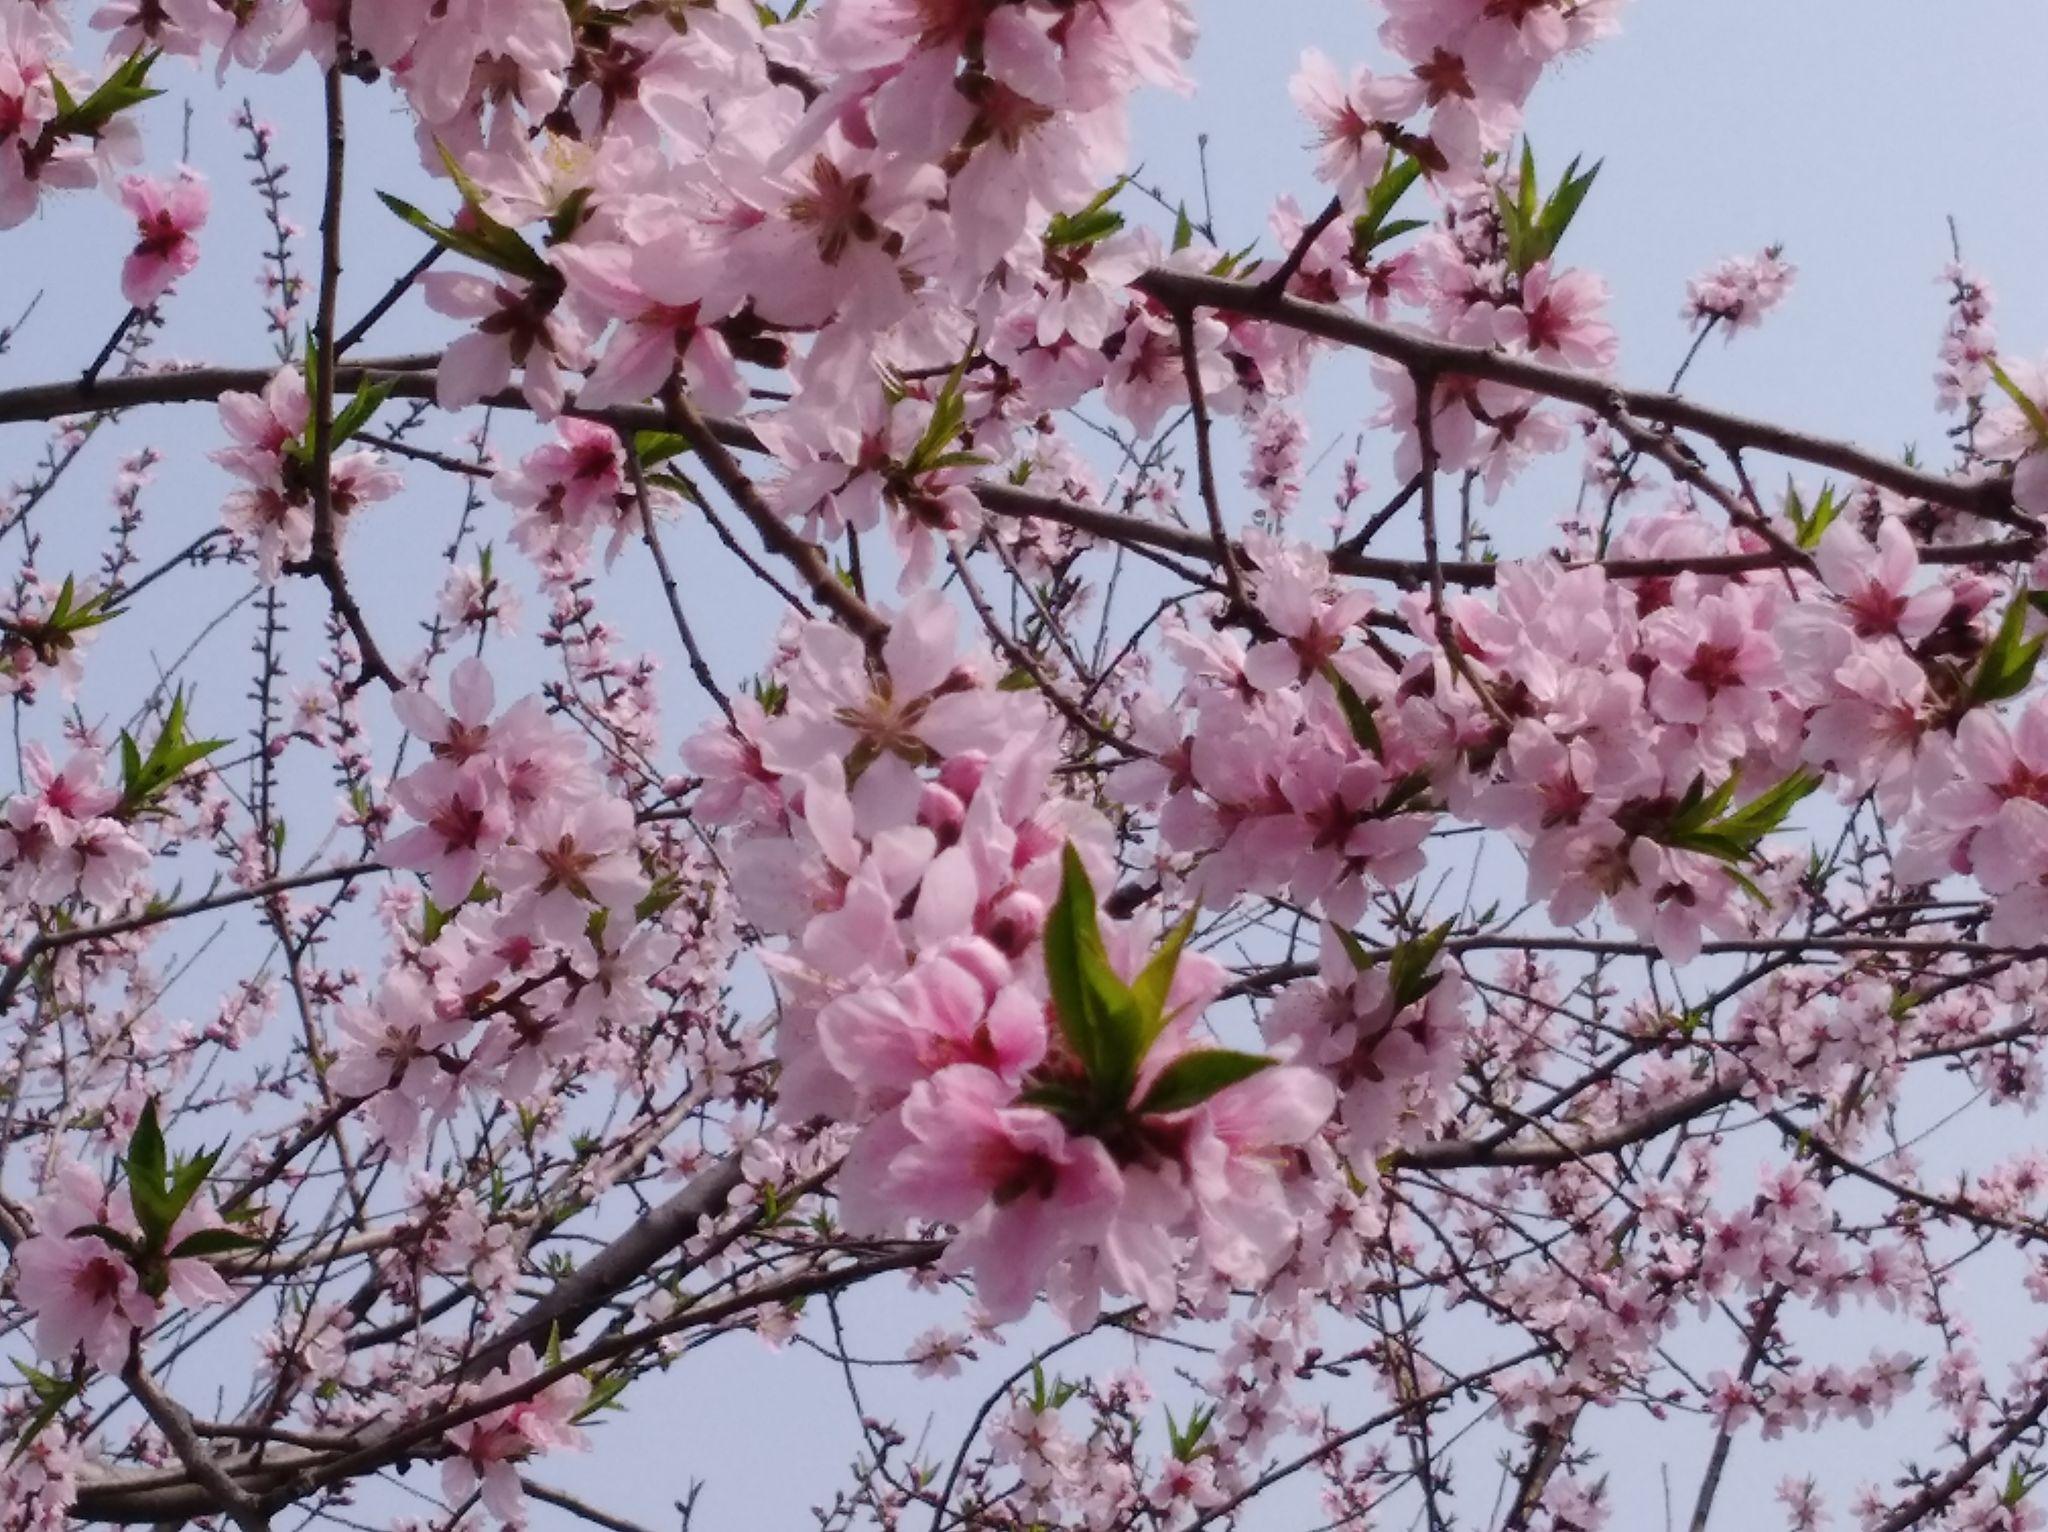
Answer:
[12, 1161, 231, 1373]
[1685, 246, 1797, 333]
[0, 10, 127, 229]
[212, 368, 401, 579]
[1980, 351, 2048, 519]
[490, 418, 648, 573]
[685, 597, 1340, 1320]
[0, 744, 148, 911]
[337, 658, 699, 1147]
[1264, 927, 1467, 1161]
[1292, 0, 1623, 190]
[440, 1346, 589, 1526]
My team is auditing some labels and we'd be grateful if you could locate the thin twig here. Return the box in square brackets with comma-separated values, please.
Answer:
[1171, 305, 1249, 613]
[656, 380, 888, 652]
[627, 449, 734, 725]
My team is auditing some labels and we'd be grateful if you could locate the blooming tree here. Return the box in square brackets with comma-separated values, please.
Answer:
[1, 1, 2047, 1529]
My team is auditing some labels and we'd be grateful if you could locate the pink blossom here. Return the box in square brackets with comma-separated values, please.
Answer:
[116, 168, 207, 308]
[1813, 518, 1949, 645]
[1686, 246, 1797, 333]
[12, 1166, 157, 1372]
[845, 1064, 1124, 1323]
[1494, 262, 1617, 368]
[817, 941, 1046, 1107]
[442, 1346, 589, 1524]
[424, 270, 589, 421]
[1289, 50, 1422, 204]
[491, 794, 647, 945]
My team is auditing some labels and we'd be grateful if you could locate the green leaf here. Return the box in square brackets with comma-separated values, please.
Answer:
[1991, 361, 2048, 446]
[573, 1370, 632, 1422]
[1354, 155, 1425, 254]
[1041, 847, 1150, 1104]
[123, 1100, 174, 1246]
[1078, 949, 1149, 1105]
[1045, 206, 1124, 248]
[1968, 587, 2046, 706]
[1014, 1079, 1094, 1118]
[903, 338, 979, 476]
[1706, 772, 1823, 846]
[1208, 240, 1260, 278]
[419, 895, 459, 945]
[376, 192, 548, 282]
[1129, 907, 1198, 1046]
[921, 450, 993, 471]
[633, 431, 692, 468]
[8, 1364, 80, 1465]
[635, 873, 683, 924]
[1043, 846, 1110, 1081]
[165, 1228, 264, 1261]
[51, 50, 163, 139]
[126, 1101, 167, 1201]
[1533, 155, 1601, 263]
[1045, 180, 1127, 248]
[1664, 771, 1739, 839]
[547, 185, 594, 246]
[165, 1145, 224, 1224]
[1137, 1050, 1276, 1116]
[68, 1222, 141, 1257]
[1365, 217, 1427, 248]
[1172, 202, 1194, 252]
[1385, 921, 1453, 1009]
[1165, 1403, 1216, 1462]
[1494, 142, 1600, 274]
[1323, 665, 1383, 759]
[324, 379, 393, 454]
[13, 576, 121, 660]
[1659, 770, 1823, 863]
[1722, 865, 1771, 907]
[117, 689, 228, 816]
[1784, 479, 1843, 550]
[1332, 926, 1377, 973]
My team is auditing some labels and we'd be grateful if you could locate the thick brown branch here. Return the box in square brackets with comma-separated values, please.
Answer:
[122, 1353, 272, 1532]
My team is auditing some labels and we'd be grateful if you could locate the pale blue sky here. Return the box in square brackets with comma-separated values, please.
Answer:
[3, 3, 2047, 1527]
